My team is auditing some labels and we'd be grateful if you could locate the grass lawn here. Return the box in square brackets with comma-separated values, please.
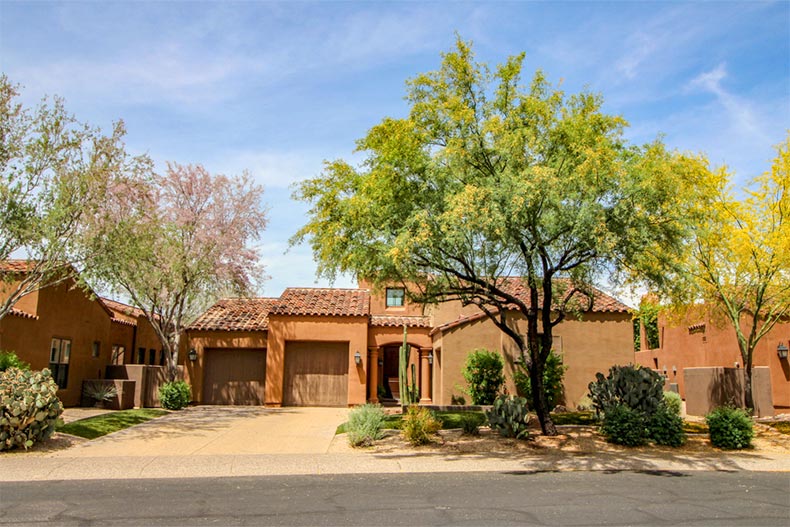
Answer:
[57, 409, 169, 439]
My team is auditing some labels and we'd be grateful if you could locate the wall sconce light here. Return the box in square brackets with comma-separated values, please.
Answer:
[777, 343, 789, 360]
[188, 349, 198, 361]
[672, 366, 677, 376]
[428, 351, 433, 365]
[734, 361, 740, 369]
[354, 351, 362, 365]
[662, 365, 667, 376]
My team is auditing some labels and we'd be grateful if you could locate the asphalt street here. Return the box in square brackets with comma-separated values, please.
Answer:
[1, 470, 788, 526]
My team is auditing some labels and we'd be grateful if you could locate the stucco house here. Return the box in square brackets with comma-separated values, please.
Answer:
[0, 260, 162, 406]
[185, 278, 633, 408]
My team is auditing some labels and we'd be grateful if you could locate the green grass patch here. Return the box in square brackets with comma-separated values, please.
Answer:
[767, 421, 790, 435]
[337, 410, 485, 434]
[550, 411, 597, 425]
[57, 409, 169, 439]
[682, 421, 709, 434]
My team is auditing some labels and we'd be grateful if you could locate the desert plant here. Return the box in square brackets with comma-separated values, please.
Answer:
[706, 406, 754, 449]
[0, 351, 29, 372]
[401, 405, 441, 445]
[647, 403, 686, 447]
[346, 403, 386, 447]
[460, 413, 485, 435]
[513, 350, 566, 410]
[82, 381, 118, 407]
[599, 403, 648, 446]
[462, 349, 505, 405]
[663, 391, 683, 416]
[588, 364, 664, 417]
[158, 380, 191, 410]
[0, 367, 63, 451]
[486, 394, 530, 439]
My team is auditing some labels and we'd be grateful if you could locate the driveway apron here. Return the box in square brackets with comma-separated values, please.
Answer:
[53, 406, 348, 457]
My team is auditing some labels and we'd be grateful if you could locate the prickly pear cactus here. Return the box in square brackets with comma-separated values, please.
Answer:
[0, 367, 63, 451]
[486, 394, 530, 439]
[587, 364, 663, 417]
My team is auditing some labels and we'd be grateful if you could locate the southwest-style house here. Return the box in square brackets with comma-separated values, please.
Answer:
[185, 279, 634, 408]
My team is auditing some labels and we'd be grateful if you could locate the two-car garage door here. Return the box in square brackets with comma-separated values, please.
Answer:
[283, 341, 349, 407]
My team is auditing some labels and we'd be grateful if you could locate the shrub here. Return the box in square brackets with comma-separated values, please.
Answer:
[647, 403, 686, 447]
[460, 413, 485, 435]
[1, 367, 63, 451]
[0, 351, 29, 372]
[706, 406, 754, 450]
[588, 364, 664, 417]
[600, 403, 647, 447]
[401, 406, 441, 446]
[513, 350, 566, 410]
[462, 349, 505, 405]
[663, 391, 682, 416]
[346, 403, 386, 447]
[158, 381, 191, 410]
[486, 394, 530, 439]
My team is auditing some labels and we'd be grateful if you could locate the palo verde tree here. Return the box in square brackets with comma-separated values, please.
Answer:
[0, 75, 144, 321]
[669, 135, 790, 412]
[292, 39, 712, 435]
[86, 162, 268, 380]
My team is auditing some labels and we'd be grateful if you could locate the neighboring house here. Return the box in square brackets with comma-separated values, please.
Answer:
[0, 260, 161, 406]
[185, 278, 633, 408]
[634, 306, 789, 412]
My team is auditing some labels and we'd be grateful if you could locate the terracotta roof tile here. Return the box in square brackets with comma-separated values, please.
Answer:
[0, 260, 36, 273]
[270, 288, 370, 317]
[8, 307, 38, 320]
[101, 298, 146, 319]
[188, 298, 277, 331]
[370, 315, 432, 328]
[497, 277, 630, 313]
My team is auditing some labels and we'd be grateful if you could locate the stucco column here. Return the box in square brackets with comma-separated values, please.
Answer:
[419, 347, 432, 404]
[368, 347, 380, 403]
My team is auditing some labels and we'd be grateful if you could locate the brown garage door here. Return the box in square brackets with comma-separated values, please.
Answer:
[202, 348, 266, 405]
[283, 341, 349, 406]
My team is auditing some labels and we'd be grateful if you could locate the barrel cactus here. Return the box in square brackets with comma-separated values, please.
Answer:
[0, 367, 63, 451]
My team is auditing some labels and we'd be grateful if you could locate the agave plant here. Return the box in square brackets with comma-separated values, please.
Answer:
[82, 381, 118, 407]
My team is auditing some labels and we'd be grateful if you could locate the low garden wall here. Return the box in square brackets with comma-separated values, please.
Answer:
[684, 366, 773, 417]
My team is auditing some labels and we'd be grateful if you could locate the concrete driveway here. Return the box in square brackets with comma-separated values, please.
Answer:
[54, 406, 348, 457]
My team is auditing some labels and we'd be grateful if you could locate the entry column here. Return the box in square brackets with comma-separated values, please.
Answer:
[419, 347, 432, 404]
[368, 347, 380, 403]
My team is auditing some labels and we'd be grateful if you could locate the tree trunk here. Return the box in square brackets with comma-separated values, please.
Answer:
[166, 332, 181, 382]
[525, 311, 557, 436]
[743, 348, 755, 414]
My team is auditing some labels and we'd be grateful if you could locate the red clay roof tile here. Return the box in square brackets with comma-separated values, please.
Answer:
[270, 288, 370, 317]
[188, 298, 278, 331]
[8, 307, 38, 320]
[370, 315, 432, 328]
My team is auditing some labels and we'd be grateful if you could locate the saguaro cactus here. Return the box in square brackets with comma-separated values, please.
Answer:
[398, 325, 419, 406]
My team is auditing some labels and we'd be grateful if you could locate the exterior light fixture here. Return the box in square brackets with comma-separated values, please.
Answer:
[427, 351, 433, 365]
[734, 361, 740, 369]
[354, 351, 362, 365]
[188, 349, 198, 361]
[778, 343, 789, 360]
[662, 366, 667, 376]
[672, 366, 677, 376]
[378, 358, 384, 367]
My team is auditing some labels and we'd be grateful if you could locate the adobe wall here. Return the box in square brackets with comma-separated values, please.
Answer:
[635, 311, 789, 409]
[184, 329, 268, 404]
[265, 314, 369, 407]
[433, 310, 633, 409]
[684, 366, 774, 417]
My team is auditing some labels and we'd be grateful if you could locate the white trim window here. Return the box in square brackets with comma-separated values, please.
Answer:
[386, 287, 405, 308]
[49, 338, 71, 389]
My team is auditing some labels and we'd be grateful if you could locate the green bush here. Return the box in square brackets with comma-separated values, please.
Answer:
[486, 394, 530, 439]
[346, 403, 386, 447]
[462, 349, 505, 405]
[588, 364, 664, 417]
[460, 413, 484, 435]
[600, 403, 647, 446]
[647, 403, 686, 447]
[0, 351, 29, 372]
[1, 367, 63, 451]
[663, 391, 682, 416]
[401, 406, 441, 446]
[158, 381, 191, 410]
[513, 350, 566, 410]
[706, 406, 754, 450]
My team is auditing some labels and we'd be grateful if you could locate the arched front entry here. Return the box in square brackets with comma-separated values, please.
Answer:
[368, 342, 432, 404]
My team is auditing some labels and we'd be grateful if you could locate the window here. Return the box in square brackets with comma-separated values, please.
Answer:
[91, 341, 101, 358]
[159, 350, 166, 366]
[149, 349, 156, 365]
[111, 345, 125, 365]
[386, 287, 405, 307]
[137, 347, 146, 364]
[49, 338, 71, 389]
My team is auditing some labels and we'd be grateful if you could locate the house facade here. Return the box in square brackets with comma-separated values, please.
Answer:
[185, 279, 633, 408]
[0, 261, 162, 406]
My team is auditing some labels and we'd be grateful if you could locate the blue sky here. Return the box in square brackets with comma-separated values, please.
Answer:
[2, 1, 788, 299]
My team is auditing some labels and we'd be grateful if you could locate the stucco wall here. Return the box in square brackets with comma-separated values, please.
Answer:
[634, 311, 790, 409]
[265, 314, 369, 406]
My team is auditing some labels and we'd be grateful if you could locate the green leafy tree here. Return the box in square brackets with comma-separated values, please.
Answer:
[0, 75, 146, 320]
[462, 349, 505, 405]
[293, 39, 711, 435]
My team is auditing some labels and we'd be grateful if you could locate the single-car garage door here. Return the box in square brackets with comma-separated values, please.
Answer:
[202, 348, 266, 405]
[283, 341, 349, 406]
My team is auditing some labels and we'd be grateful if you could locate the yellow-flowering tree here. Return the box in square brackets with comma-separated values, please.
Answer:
[681, 136, 789, 412]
